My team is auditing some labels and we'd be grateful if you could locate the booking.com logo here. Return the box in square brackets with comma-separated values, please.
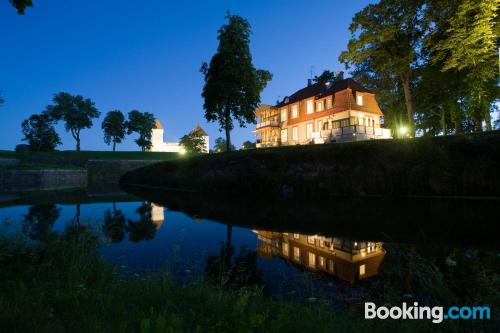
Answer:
[365, 302, 491, 324]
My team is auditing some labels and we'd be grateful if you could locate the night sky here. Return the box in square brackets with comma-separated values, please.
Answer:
[0, 0, 376, 151]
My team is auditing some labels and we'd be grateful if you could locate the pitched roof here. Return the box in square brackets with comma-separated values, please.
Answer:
[154, 119, 164, 129]
[191, 124, 208, 136]
[275, 78, 373, 108]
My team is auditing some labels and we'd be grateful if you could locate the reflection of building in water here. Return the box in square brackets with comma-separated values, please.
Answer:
[255, 231, 385, 283]
[151, 203, 165, 230]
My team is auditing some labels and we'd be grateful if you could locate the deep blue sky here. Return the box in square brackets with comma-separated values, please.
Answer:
[0, 0, 375, 151]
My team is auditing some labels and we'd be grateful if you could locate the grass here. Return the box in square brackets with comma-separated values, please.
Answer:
[0, 150, 183, 168]
[0, 227, 450, 333]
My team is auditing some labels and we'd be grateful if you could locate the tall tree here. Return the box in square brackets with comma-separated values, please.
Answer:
[102, 110, 126, 152]
[21, 113, 61, 152]
[201, 13, 272, 152]
[428, 0, 499, 131]
[45, 92, 100, 151]
[339, 0, 425, 136]
[126, 110, 155, 152]
[312, 70, 344, 83]
[9, 0, 32, 14]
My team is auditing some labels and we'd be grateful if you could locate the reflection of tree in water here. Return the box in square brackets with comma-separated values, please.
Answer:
[103, 202, 126, 243]
[22, 204, 61, 240]
[205, 225, 265, 290]
[127, 202, 157, 242]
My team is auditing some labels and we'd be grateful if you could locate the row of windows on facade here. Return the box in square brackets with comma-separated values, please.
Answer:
[277, 115, 376, 142]
[281, 242, 366, 276]
[279, 95, 364, 121]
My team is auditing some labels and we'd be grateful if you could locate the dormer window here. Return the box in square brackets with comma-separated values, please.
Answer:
[357, 94, 363, 106]
[306, 100, 314, 114]
[316, 101, 323, 112]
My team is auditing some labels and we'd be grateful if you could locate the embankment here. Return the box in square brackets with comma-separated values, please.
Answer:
[121, 131, 500, 198]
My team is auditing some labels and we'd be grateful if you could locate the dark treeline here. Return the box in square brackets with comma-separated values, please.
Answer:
[339, 0, 499, 136]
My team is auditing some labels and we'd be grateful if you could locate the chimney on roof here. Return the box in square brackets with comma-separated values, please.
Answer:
[307, 79, 312, 86]
[335, 71, 344, 80]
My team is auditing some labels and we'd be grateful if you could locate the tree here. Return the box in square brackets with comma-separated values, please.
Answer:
[179, 128, 206, 153]
[201, 13, 272, 152]
[339, 0, 425, 136]
[9, 0, 32, 14]
[126, 110, 156, 152]
[102, 110, 126, 152]
[213, 137, 235, 153]
[22, 204, 60, 240]
[240, 140, 256, 150]
[428, 0, 498, 131]
[312, 70, 344, 83]
[21, 113, 61, 152]
[45, 92, 100, 151]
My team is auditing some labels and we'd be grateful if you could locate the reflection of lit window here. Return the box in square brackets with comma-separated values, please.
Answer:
[328, 259, 334, 272]
[319, 256, 325, 267]
[282, 242, 289, 256]
[293, 247, 300, 261]
[293, 233, 300, 239]
[308, 252, 316, 268]
[307, 236, 315, 244]
[359, 264, 366, 276]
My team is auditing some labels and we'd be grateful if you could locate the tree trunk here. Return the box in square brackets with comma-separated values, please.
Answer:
[113, 141, 116, 152]
[76, 138, 80, 152]
[400, 73, 415, 136]
[441, 110, 447, 135]
[484, 108, 492, 131]
[225, 110, 231, 152]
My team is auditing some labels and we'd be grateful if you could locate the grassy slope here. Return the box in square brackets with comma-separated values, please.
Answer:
[121, 131, 500, 197]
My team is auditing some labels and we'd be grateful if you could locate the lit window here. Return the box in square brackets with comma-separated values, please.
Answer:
[293, 233, 300, 239]
[306, 123, 313, 139]
[319, 256, 325, 267]
[306, 100, 314, 114]
[308, 252, 316, 268]
[357, 94, 363, 106]
[282, 242, 289, 256]
[281, 108, 287, 121]
[291, 105, 299, 118]
[317, 120, 323, 132]
[326, 98, 332, 109]
[281, 129, 287, 143]
[359, 264, 366, 276]
[316, 101, 323, 112]
[292, 127, 298, 141]
[293, 247, 300, 261]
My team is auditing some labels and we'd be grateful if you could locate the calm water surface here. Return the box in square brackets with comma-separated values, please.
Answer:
[1, 188, 498, 308]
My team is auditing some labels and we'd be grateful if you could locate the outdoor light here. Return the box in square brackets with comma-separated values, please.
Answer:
[179, 148, 186, 155]
[399, 126, 408, 136]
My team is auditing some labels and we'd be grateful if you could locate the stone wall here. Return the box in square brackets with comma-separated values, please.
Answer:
[0, 169, 87, 192]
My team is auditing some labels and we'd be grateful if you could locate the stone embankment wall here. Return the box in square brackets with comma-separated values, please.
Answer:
[0, 169, 88, 191]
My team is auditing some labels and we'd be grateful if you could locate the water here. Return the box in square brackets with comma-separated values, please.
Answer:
[1, 187, 499, 308]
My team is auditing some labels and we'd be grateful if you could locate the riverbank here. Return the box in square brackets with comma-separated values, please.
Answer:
[0, 229, 461, 332]
[121, 131, 500, 198]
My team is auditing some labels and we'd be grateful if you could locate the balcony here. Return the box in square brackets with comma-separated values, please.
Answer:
[256, 119, 280, 129]
[313, 125, 392, 143]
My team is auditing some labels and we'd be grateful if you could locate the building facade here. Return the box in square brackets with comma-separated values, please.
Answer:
[255, 78, 391, 148]
[148, 120, 209, 153]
